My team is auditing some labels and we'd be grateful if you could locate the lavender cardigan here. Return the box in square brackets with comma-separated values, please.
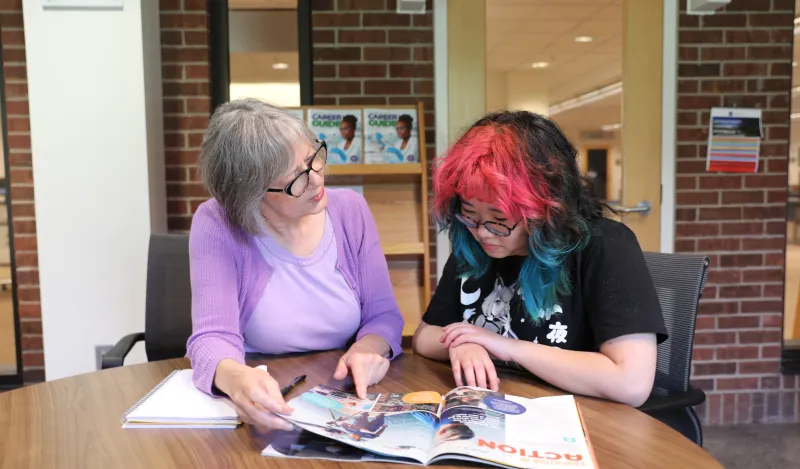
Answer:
[186, 188, 404, 394]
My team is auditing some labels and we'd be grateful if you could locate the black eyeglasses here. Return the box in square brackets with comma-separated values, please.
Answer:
[454, 212, 519, 237]
[266, 141, 327, 197]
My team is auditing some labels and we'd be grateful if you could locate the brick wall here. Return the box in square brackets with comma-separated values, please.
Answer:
[676, 0, 798, 424]
[311, 0, 437, 285]
[160, 0, 212, 231]
[0, 0, 43, 384]
[1, 0, 436, 382]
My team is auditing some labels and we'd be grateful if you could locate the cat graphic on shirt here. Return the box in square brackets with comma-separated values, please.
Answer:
[463, 276, 518, 340]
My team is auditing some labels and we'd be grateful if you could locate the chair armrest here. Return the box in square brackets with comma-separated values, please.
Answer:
[101, 333, 145, 369]
[638, 386, 706, 413]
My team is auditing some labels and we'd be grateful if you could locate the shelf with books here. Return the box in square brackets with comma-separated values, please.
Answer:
[326, 163, 422, 176]
[381, 242, 425, 256]
[289, 102, 431, 339]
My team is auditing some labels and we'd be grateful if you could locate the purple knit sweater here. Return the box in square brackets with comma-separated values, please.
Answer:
[186, 188, 404, 394]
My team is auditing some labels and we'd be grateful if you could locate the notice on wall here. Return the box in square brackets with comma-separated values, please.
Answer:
[364, 108, 419, 164]
[706, 107, 762, 173]
[306, 109, 363, 164]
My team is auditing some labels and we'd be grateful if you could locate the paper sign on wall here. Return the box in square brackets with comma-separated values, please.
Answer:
[706, 107, 762, 173]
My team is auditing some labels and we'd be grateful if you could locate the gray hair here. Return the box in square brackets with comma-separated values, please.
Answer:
[199, 98, 316, 234]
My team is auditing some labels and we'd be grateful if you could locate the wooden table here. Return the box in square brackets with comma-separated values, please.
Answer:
[0, 350, 723, 469]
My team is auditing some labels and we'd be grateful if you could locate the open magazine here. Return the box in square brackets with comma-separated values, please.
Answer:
[263, 385, 598, 469]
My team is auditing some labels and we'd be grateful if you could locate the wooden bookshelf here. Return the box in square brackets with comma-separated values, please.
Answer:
[326, 163, 423, 176]
[291, 102, 432, 340]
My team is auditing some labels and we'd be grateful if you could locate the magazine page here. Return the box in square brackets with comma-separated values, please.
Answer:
[262, 428, 421, 466]
[364, 108, 419, 164]
[277, 385, 444, 464]
[306, 108, 363, 164]
[427, 390, 597, 469]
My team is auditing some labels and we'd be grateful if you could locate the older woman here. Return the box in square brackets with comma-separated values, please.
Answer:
[187, 99, 404, 431]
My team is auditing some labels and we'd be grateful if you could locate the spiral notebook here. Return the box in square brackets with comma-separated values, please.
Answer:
[121, 369, 240, 429]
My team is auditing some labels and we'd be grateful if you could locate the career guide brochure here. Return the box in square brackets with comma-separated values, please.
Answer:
[306, 108, 364, 164]
[363, 108, 419, 164]
[262, 384, 598, 469]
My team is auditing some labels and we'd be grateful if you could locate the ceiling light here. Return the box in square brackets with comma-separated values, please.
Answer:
[792, 113, 800, 120]
[531, 62, 550, 69]
[574, 36, 593, 43]
[601, 123, 621, 131]
[272, 62, 289, 70]
[548, 81, 623, 115]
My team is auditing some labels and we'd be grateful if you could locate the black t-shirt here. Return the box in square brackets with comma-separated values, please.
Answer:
[423, 218, 668, 356]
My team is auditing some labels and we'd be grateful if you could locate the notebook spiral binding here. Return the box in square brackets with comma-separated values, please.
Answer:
[120, 370, 180, 424]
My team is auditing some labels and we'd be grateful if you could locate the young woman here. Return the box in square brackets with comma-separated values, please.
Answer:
[412, 111, 667, 407]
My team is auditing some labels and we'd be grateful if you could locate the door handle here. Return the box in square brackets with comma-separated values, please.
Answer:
[611, 201, 652, 215]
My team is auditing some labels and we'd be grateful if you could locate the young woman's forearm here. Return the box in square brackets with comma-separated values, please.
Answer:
[412, 322, 450, 361]
[509, 341, 655, 407]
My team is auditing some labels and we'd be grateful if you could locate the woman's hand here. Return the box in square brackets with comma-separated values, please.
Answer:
[448, 343, 500, 391]
[441, 323, 518, 362]
[333, 335, 390, 399]
[215, 359, 294, 431]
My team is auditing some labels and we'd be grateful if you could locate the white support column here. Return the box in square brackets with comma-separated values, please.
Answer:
[660, 0, 678, 253]
[434, 0, 487, 281]
[23, 0, 167, 379]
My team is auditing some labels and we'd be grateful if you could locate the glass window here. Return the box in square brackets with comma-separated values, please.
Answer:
[228, 8, 301, 107]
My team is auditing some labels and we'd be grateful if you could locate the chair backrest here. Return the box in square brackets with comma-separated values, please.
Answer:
[144, 233, 193, 362]
[642, 251, 709, 397]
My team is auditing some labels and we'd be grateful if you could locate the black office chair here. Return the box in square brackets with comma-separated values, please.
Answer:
[637, 251, 710, 447]
[101, 233, 192, 369]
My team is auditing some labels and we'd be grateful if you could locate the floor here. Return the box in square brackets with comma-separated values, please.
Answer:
[704, 424, 800, 468]
[785, 240, 800, 341]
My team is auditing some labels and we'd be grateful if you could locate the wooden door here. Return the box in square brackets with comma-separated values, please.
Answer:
[619, 0, 664, 251]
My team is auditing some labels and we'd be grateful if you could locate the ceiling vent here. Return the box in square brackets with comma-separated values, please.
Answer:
[397, 0, 426, 14]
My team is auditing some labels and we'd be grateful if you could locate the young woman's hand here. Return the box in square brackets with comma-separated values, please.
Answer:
[333, 335, 391, 399]
[448, 343, 500, 391]
[214, 359, 295, 431]
[441, 323, 518, 362]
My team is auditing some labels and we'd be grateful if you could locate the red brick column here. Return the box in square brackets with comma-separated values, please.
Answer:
[676, 0, 798, 424]
[160, 0, 212, 231]
[311, 0, 437, 286]
[0, 0, 43, 384]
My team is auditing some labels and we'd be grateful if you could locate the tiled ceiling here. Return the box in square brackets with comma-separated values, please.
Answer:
[486, 0, 622, 105]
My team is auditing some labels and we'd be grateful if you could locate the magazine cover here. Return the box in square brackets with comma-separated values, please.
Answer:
[306, 108, 363, 164]
[264, 385, 597, 469]
[364, 108, 419, 164]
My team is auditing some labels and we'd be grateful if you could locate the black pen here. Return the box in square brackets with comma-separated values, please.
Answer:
[280, 374, 306, 397]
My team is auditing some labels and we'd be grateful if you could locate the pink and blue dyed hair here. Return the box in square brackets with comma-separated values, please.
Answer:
[432, 111, 605, 322]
